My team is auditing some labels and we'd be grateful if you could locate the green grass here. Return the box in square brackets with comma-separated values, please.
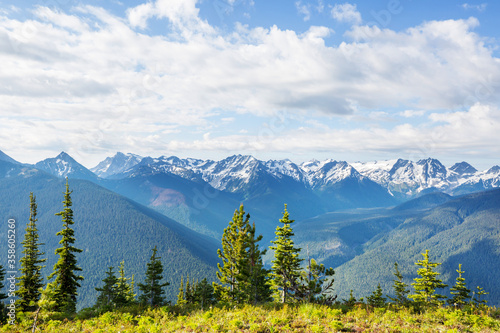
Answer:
[4, 304, 500, 332]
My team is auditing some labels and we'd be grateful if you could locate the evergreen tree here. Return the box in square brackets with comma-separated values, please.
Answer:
[94, 267, 118, 309]
[367, 283, 386, 308]
[214, 205, 251, 303]
[185, 274, 194, 304]
[114, 261, 136, 307]
[177, 276, 216, 309]
[194, 278, 216, 309]
[214, 205, 269, 304]
[138, 246, 169, 306]
[176, 276, 186, 306]
[473, 286, 488, 306]
[448, 264, 471, 308]
[38, 282, 58, 312]
[0, 265, 7, 323]
[47, 178, 83, 313]
[343, 290, 357, 308]
[297, 258, 336, 304]
[269, 204, 303, 303]
[17, 193, 47, 312]
[242, 221, 272, 304]
[388, 262, 410, 307]
[409, 250, 447, 307]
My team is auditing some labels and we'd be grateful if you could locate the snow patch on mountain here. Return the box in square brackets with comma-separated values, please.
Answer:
[351, 159, 397, 185]
[353, 158, 499, 196]
[35, 152, 97, 180]
[91, 153, 500, 197]
[91, 152, 143, 178]
[301, 160, 362, 188]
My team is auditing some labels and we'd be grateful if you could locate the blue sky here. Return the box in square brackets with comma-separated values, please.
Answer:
[0, 0, 499, 169]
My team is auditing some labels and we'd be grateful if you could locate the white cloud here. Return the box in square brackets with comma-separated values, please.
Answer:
[0, 2, 500, 164]
[331, 3, 362, 25]
[399, 110, 426, 118]
[161, 103, 500, 164]
[126, 0, 213, 35]
[33, 6, 90, 32]
[126, 2, 154, 29]
[462, 3, 487, 11]
[295, 1, 311, 21]
[316, 0, 324, 13]
[295, 1, 324, 22]
[154, 0, 199, 24]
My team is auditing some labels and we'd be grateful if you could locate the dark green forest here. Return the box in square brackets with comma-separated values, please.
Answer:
[0, 171, 218, 309]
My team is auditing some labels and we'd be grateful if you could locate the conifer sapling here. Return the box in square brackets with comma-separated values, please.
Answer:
[138, 246, 169, 306]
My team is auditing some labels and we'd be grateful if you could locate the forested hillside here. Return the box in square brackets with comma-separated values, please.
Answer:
[330, 189, 500, 303]
[0, 166, 218, 309]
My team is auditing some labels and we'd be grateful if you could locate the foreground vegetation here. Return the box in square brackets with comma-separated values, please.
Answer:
[3, 303, 500, 332]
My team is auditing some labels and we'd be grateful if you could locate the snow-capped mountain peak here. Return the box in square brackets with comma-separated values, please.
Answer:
[487, 166, 500, 175]
[351, 159, 398, 185]
[90, 152, 142, 178]
[265, 159, 304, 182]
[35, 152, 96, 180]
[301, 160, 362, 188]
[90, 153, 500, 197]
[450, 162, 478, 176]
[416, 158, 447, 182]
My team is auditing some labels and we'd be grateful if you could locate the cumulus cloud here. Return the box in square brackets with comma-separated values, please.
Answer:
[331, 3, 362, 25]
[126, 2, 154, 29]
[0, 1, 500, 164]
[161, 103, 500, 165]
[126, 0, 213, 34]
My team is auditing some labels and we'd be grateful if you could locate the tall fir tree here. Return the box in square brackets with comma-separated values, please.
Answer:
[114, 261, 136, 307]
[17, 193, 46, 312]
[409, 250, 447, 307]
[214, 205, 269, 304]
[94, 267, 118, 309]
[269, 204, 303, 303]
[138, 246, 169, 306]
[448, 264, 471, 308]
[47, 178, 84, 313]
[241, 221, 272, 304]
[388, 262, 410, 307]
[214, 205, 250, 303]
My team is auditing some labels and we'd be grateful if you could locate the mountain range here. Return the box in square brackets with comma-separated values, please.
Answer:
[1, 149, 500, 306]
[89, 153, 500, 198]
[11, 150, 500, 243]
